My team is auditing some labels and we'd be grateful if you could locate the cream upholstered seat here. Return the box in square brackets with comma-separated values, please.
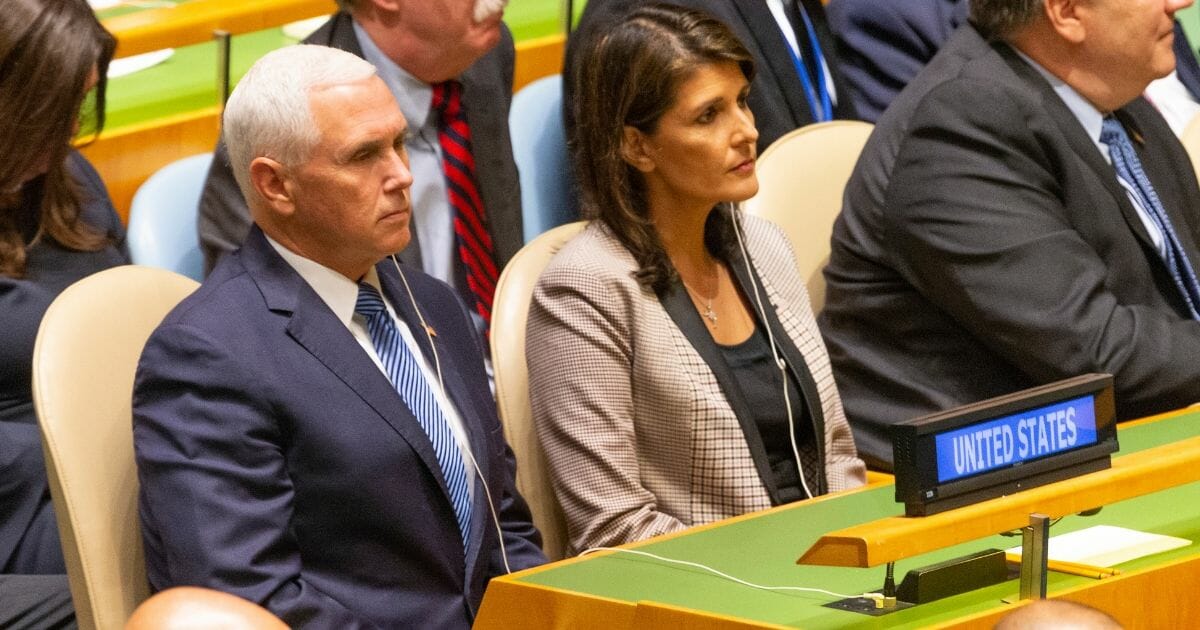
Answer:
[742, 120, 874, 312]
[32, 265, 199, 630]
[491, 221, 586, 561]
[1181, 112, 1200, 185]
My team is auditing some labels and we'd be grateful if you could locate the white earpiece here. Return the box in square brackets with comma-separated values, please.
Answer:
[391, 255, 512, 574]
[729, 212, 815, 500]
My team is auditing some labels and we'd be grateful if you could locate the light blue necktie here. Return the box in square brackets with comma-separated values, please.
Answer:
[355, 282, 473, 544]
[1100, 117, 1200, 319]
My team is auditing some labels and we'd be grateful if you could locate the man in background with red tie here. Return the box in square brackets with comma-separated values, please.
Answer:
[134, 45, 544, 628]
[198, 0, 521, 332]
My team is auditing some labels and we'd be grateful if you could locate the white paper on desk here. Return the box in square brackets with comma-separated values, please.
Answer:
[282, 16, 330, 40]
[1006, 525, 1191, 567]
[107, 49, 175, 79]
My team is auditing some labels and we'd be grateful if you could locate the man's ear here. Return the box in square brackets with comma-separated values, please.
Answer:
[249, 157, 297, 217]
[1044, 0, 1085, 45]
[620, 125, 657, 173]
[368, 0, 401, 13]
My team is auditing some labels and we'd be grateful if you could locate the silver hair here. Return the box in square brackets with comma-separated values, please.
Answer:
[969, 0, 1045, 40]
[221, 44, 377, 206]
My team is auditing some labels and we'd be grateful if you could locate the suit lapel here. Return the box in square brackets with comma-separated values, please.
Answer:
[1120, 105, 1200, 270]
[729, 0, 813, 126]
[376, 262, 493, 572]
[727, 243, 828, 494]
[657, 278, 783, 504]
[996, 44, 1158, 250]
[242, 230, 458, 516]
[801, 0, 856, 120]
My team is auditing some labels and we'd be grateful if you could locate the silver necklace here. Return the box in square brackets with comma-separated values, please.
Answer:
[681, 279, 719, 325]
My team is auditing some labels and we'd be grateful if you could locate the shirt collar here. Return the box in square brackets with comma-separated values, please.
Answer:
[1012, 47, 1106, 154]
[265, 234, 383, 328]
[352, 19, 434, 132]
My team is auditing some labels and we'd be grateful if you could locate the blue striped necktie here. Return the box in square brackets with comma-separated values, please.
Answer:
[1100, 117, 1200, 319]
[355, 282, 473, 543]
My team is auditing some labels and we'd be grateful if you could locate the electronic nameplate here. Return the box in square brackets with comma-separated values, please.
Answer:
[892, 374, 1118, 516]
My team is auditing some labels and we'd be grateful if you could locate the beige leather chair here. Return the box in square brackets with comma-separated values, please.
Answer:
[742, 120, 874, 312]
[1181, 112, 1200, 184]
[32, 265, 199, 630]
[491, 221, 586, 561]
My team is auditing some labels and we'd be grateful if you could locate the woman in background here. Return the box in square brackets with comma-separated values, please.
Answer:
[527, 3, 864, 553]
[0, 0, 125, 588]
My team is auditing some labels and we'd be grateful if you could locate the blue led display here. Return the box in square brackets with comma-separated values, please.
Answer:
[934, 395, 1098, 483]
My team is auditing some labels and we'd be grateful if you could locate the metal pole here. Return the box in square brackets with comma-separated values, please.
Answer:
[564, 0, 575, 33]
[1019, 513, 1051, 600]
[214, 29, 232, 107]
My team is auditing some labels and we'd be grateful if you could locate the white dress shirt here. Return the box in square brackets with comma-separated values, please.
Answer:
[266, 236, 476, 498]
[765, 0, 838, 106]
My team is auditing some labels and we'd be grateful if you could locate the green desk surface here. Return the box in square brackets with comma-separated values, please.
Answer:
[513, 411, 1200, 629]
[99, 0, 584, 131]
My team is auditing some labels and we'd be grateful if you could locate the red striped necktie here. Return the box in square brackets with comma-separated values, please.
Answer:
[432, 80, 498, 326]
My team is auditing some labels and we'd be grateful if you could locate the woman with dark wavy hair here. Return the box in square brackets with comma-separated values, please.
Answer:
[0, 0, 125, 587]
[526, 3, 864, 553]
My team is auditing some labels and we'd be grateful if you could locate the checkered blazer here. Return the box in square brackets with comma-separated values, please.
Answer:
[526, 216, 865, 553]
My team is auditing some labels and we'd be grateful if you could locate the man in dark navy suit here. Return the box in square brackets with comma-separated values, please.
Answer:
[133, 45, 543, 629]
[822, 0, 1200, 469]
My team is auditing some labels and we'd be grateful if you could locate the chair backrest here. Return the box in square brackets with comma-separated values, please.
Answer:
[127, 153, 212, 281]
[1182, 113, 1200, 184]
[32, 265, 199, 630]
[742, 120, 874, 312]
[509, 74, 575, 243]
[490, 221, 586, 561]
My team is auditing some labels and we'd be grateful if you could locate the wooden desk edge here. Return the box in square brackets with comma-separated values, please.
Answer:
[105, 0, 337, 58]
[798, 433, 1200, 567]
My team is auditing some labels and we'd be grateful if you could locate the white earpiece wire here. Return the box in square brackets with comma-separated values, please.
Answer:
[391, 255, 512, 574]
[730, 211, 815, 501]
[579, 547, 876, 600]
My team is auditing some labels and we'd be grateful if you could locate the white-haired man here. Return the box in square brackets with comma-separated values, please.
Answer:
[199, 0, 521, 335]
[134, 45, 544, 628]
[820, 0, 1200, 469]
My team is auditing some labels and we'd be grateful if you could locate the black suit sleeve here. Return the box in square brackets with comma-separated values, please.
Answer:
[133, 324, 379, 629]
[885, 78, 1200, 415]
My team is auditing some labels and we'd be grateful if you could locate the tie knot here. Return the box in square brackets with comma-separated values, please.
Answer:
[355, 282, 388, 319]
[1099, 116, 1128, 147]
[432, 80, 463, 118]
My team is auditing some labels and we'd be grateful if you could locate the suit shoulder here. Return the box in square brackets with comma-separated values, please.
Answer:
[740, 214, 791, 248]
[157, 258, 260, 332]
[883, 40, 1033, 136]
[381, 261, 459, 301]
[827, 0, 905, 26]
[539, 223, 638, 286]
